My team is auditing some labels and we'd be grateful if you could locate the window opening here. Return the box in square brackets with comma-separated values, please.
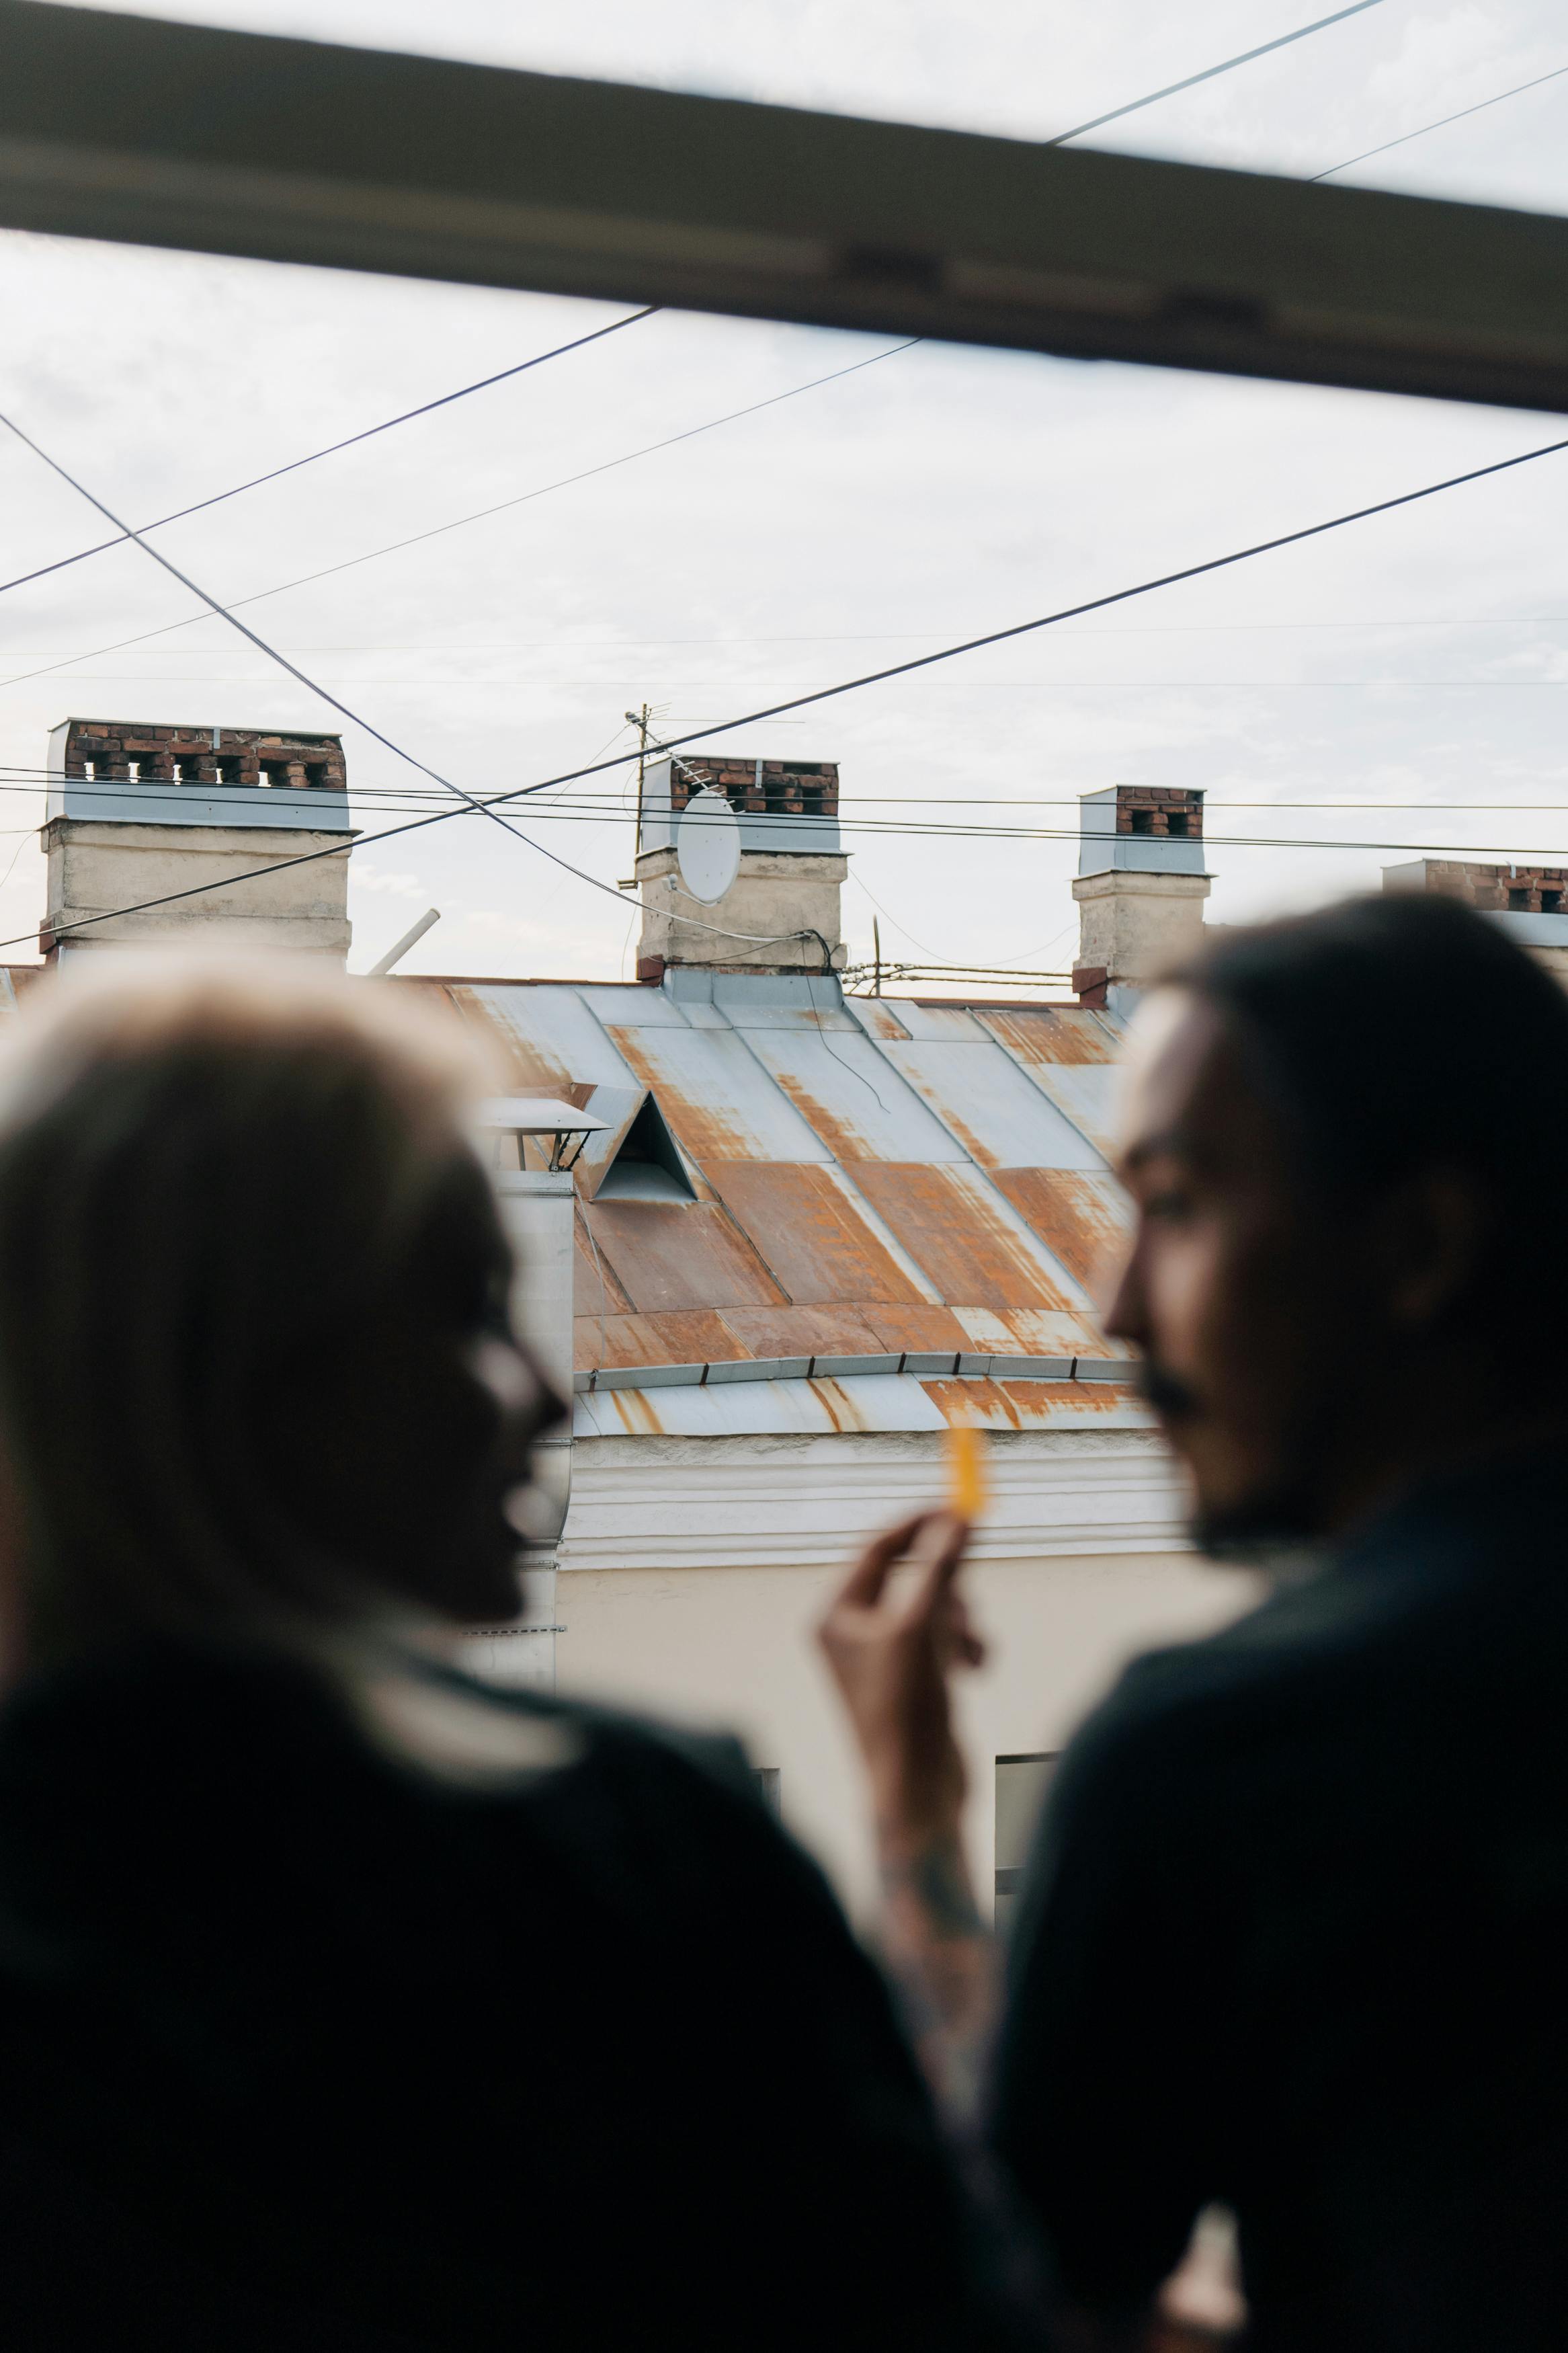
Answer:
[1130, 807, 1153, 836]
[1167, 810, 1189, 837]
[995, 1752, 1059, 1933]
[214, 757, 242, 785]
[593, 1093, 698, 1205]
[257, 760, 289, 789]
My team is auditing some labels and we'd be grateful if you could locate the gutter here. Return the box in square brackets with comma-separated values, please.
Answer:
[574, 1350, 1131, 1394]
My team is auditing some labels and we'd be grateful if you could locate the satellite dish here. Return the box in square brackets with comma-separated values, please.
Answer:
[675, 788, 742, 904]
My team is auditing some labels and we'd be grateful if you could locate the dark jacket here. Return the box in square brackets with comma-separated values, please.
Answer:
[0, 1640, 1014, 2350]
[993, 1450, 1568, 2351]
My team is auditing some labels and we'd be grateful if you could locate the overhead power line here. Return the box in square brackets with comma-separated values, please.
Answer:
[15, 771, 1568, 859]
[0, 307, 657, 608]
[23, 765, 1568, 820]
[17, 671, 1568, 692]
[0, 410, 811, 955]
[1313, 61, 1568, 181]
[1048, 0, 1386, 145]
[7, 424, 1568, 956]
[0, 339, 921, 707]
[9, 614, 1568, 651]
[0, 5, 1417, 698]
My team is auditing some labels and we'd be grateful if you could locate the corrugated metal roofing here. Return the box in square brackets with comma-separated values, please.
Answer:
[415, 971, 1134, 1380]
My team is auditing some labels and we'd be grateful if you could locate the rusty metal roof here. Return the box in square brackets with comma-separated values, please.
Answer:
[414, 967, 1136, 1388]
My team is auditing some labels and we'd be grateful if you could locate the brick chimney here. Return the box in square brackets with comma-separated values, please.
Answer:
[42, 719, 355, 960]
[634, 754, 846, 979]
[1385, 856, 1568, 988]
[1072, 784, 1210, 1012]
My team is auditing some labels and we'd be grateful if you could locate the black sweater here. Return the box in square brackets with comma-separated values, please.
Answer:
[0, 1640, 1017, 2351]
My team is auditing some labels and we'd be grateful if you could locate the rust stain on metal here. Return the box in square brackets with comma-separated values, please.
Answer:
[705, 1160, 927, 1306]
[980, 1006, 1120, 1068]
[573, 1214, 632, 1320]
[604, 1386, 668, 1436]
[858, 1302, 973, 1354]
[956, 1306, 1107, 1357]
[604, 1029, 764, 1165]
[647, 1309, 749, 1361]
[444, 985, 575, 1090]
[581, 1200, 786, 1314]
[810, 1377, 873, 1434]
[768, 1069, 886, 1164]
[851, 1000, 911, 1041]
[718, 1303, 891, 1358]
[573, 1309, 745, 1372]
[923, 1378, 1139, 1426]
[845, 1163, 1079, 1312]
[991, 1168, 1132, 1292]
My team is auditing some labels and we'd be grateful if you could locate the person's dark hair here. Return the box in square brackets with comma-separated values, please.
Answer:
[0, 955, 540, 1661]
[1169, 889, 1568, 1378]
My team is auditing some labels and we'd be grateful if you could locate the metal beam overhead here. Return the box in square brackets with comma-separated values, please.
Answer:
[3, 0, 1568, 413]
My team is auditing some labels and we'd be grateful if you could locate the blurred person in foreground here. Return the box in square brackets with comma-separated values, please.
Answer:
[821, 891, 1568, 2353]
[0, 955, 1032, 2353]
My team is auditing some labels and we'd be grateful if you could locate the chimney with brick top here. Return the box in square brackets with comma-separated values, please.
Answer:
[42, 718, 355, 960]
[1385, 856, 1568, 988]
[634, 753, 846, 980]
[1072, 784, 1210, 1012]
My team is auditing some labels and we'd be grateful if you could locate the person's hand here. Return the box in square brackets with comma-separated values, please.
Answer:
[816, 1511, 983, 1855]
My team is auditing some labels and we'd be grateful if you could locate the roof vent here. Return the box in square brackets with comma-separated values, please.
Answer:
[594, 1094, 697, 1204]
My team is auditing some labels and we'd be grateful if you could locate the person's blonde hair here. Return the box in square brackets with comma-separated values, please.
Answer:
[0, 953, 514, 1660]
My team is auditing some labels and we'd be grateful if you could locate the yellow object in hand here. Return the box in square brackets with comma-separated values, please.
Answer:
[945, 1422, 989, 1520]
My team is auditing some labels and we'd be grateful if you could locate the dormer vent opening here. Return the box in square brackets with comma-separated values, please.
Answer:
[594, 1094, 697, 1204]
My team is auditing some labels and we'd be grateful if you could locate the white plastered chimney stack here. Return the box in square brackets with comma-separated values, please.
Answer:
[1073, 784, 1210, 1015]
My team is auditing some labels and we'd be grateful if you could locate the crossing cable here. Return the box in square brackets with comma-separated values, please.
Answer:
[0, 308, 657, 608]
[15, 761, 1568, 818]
[0, 4, 1395, 668]
[14, 758, 1568, 859]
[5, 423, 1568, 954]
[0, 0, 1401, 689]
[0, 407, 815, 953]
[1311, 61, 1568, 181]
[1046, 0, 1386, 145]
[0, 339, 920, 703]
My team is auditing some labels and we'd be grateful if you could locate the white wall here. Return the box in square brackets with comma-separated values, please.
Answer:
[557, 1533, 1253, 1917]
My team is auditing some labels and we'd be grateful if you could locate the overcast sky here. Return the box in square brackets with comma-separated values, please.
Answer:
[1, 0, 1566, 981]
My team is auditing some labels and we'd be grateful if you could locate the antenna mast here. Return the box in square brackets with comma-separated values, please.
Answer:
[626, 702, 653, 858]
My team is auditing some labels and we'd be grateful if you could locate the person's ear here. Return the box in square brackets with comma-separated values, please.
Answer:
[1373, 1168, 1484, 1334]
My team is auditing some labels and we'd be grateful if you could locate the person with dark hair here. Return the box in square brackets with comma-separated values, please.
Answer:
[0, 954, 1034, 2353]
[821, 891, 1568, 2352]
